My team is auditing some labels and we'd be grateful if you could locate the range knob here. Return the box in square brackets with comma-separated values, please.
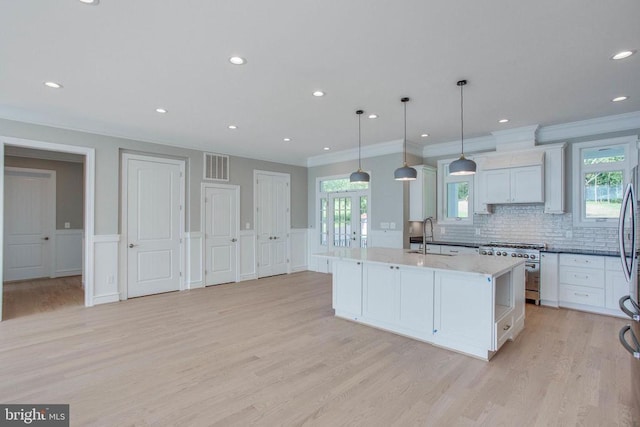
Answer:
[530, 254, 536, 260]
[511, 253, 517, 257]
[517, 254, 524, 258]
[502, 252, 507, 256]
[497, 252, 502, 256]
[481, 250, 487, 255]
[488, 251, 494, 255]
[524, 254, 530, 258]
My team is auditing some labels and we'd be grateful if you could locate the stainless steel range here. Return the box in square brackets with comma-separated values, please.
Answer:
[478, 242, 547, 305]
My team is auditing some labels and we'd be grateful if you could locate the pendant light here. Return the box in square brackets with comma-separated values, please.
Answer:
[350, 110, 370, 183]
[449, 80, 476, 175]
[394, 97, 417, 181]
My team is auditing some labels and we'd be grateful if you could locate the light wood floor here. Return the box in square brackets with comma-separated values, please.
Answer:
[0, 272, 637, 426]
[2, 276, 84, 320]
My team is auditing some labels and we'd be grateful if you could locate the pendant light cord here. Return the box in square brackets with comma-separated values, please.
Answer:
[358, 112, 362, 170]
[403, 98, 408, 164]
[460, 82, 465, 156]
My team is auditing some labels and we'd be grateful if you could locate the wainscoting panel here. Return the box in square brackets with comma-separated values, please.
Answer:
[290, 228, 308, 272]
[368, 230, 404, 249]
[92, 234, 120, 305]
[186, 232, 203, 289]
[54, 229, 83, 277]
[239, 230, 256, 281]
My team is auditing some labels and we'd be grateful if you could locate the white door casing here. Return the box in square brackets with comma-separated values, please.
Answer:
[123, 154, 185, 298]
[3, 168, 55, 281]
[255, 171, 290, 278]
[203, 184, 239, 285]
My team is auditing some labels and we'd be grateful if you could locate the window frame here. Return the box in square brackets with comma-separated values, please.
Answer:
[571, 135, 638, 227]
[437, 158, 474, 224]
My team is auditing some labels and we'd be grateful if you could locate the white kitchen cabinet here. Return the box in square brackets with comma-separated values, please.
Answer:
[543, 144, 566, 214]
[397, 267, 434, 337]
[557, 254, 626, 318]
[332, 259, 363, 318]
[433, 271, 493, 351]
[483, 165, 544, 204]
[409, 165, 437, 222]
[540, 252, 559, 307]
[473, 156, 492, 215]
[363, 262, 398, 324]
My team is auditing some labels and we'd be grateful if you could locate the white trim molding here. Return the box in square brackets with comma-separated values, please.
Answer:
[92, 234, 120, 305]
[54, 229, 83, 277]
[239, 230, 257, 281]
[307, 139, 422, 167]
[290, 228, 308, 272]
[186, 231, 204, 289]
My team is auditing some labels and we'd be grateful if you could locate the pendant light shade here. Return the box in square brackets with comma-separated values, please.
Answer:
[350, 110, 370, 183]
[394, 97, 417, 181]
[449, 80, 477, 176]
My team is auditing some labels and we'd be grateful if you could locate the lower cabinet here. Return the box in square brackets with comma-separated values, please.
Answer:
[332, 259, 363, 318]
[363, 262, 434, 338]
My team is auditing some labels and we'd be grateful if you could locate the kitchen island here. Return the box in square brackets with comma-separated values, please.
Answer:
[319, 247, 526, 360]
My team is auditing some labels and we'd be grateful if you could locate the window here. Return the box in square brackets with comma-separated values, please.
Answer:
[317, 176, 370, 249]
[572, 136, 638, 226]
[437, 159, 473, 223]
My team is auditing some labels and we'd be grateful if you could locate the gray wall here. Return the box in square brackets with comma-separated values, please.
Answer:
[4, 155, 84, 229]
[308, 152, 421, 243]
[0, 118, 308, 235]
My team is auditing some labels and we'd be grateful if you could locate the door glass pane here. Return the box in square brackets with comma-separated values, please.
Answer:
[583, 146, 624, 165]
[320, 178, 368, 193]
[360, 196, 368, 248]
[446, 182, 469, 218]
[320, 198, 328, 246]
[583, 171, 623, 218]
[333, 197, 352, 247]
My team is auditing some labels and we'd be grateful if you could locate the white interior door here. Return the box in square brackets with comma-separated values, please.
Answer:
[204, 185, 238, 285]
[3, 168, 55, 281]
[256, 171, 290, 278]
[125, 157, 183, 298]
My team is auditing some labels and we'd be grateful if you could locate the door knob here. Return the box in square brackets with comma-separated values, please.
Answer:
[231, 238, 237, 242]
[42, 237, 49, 241]
[128, 243, 136, 248]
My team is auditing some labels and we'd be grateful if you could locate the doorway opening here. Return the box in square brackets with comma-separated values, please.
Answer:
[2, 146, 86, 320]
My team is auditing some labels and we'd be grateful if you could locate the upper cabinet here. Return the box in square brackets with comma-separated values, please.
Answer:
[409, 165, 437, 221]
[479, 151, 545, 204]
[543, 144, 565, 214]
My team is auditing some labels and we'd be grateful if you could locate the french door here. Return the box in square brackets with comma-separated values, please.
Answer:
[323, 192, 368, 249]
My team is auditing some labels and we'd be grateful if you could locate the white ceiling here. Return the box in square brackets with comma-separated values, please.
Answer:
[0, 0, 638, 166]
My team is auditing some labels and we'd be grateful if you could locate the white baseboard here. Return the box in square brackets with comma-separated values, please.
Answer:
[93, 292, 119, 305]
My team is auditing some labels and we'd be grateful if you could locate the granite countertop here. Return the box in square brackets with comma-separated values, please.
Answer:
[542, 247, 620, 257]
[317, 247, 523, 277]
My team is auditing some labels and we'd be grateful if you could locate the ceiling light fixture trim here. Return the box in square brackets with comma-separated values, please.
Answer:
[611, 50, 636, 60]
[44, 81, 63, 89]
[229, 56, 246, 65]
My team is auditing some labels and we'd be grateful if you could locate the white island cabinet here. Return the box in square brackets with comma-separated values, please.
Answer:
[324, 248, 525, 361]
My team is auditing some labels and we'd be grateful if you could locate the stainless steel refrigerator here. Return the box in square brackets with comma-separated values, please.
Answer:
[617, 183, 640, 417]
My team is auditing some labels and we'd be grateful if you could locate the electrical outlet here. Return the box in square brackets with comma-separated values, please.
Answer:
[380, 222, 390, 229]
[245, 222, 250, 230]
[440, 227, 445, 235]
[409, 226, 413, 234]
[475, 228, 480, 236]
[64, 222, 71, 229]
[389, 222, 396, 230]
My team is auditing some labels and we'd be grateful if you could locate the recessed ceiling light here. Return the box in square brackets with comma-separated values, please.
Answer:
[420, 133, 429, 138]
[312, 91, 325, 97]
[323, 147, 330, 151]
[79, 0, 99, 4]
[611, 50, 636, 60]
[368, 114, 378, 119]
[155, 108, 167, 114]
[44, 81, 63, 89]
[228, 125, 237, 129]
[498, 118, 509, 123]
[283, 138, 291, 142]
[612, 96, 629, 102]
[229, 56, 246, 65]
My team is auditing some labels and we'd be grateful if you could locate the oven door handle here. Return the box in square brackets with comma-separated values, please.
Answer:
[525, 263, 537, 269]
[619, 325, 640, 359]
[619, 295, 640, 321]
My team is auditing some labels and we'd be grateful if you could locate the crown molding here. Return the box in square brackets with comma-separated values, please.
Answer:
[306, 139, 422, 167]
[423, 111, 640, 159]
[537, 111, 640, 142]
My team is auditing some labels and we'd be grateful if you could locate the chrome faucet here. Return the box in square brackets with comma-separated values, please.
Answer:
[423, 217, 434, 254]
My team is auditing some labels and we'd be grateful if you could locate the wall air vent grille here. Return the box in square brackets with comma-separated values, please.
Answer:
[204, 153, 229, 181]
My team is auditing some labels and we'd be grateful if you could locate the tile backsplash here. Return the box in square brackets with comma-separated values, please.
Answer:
[418, 204, 619, 251]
